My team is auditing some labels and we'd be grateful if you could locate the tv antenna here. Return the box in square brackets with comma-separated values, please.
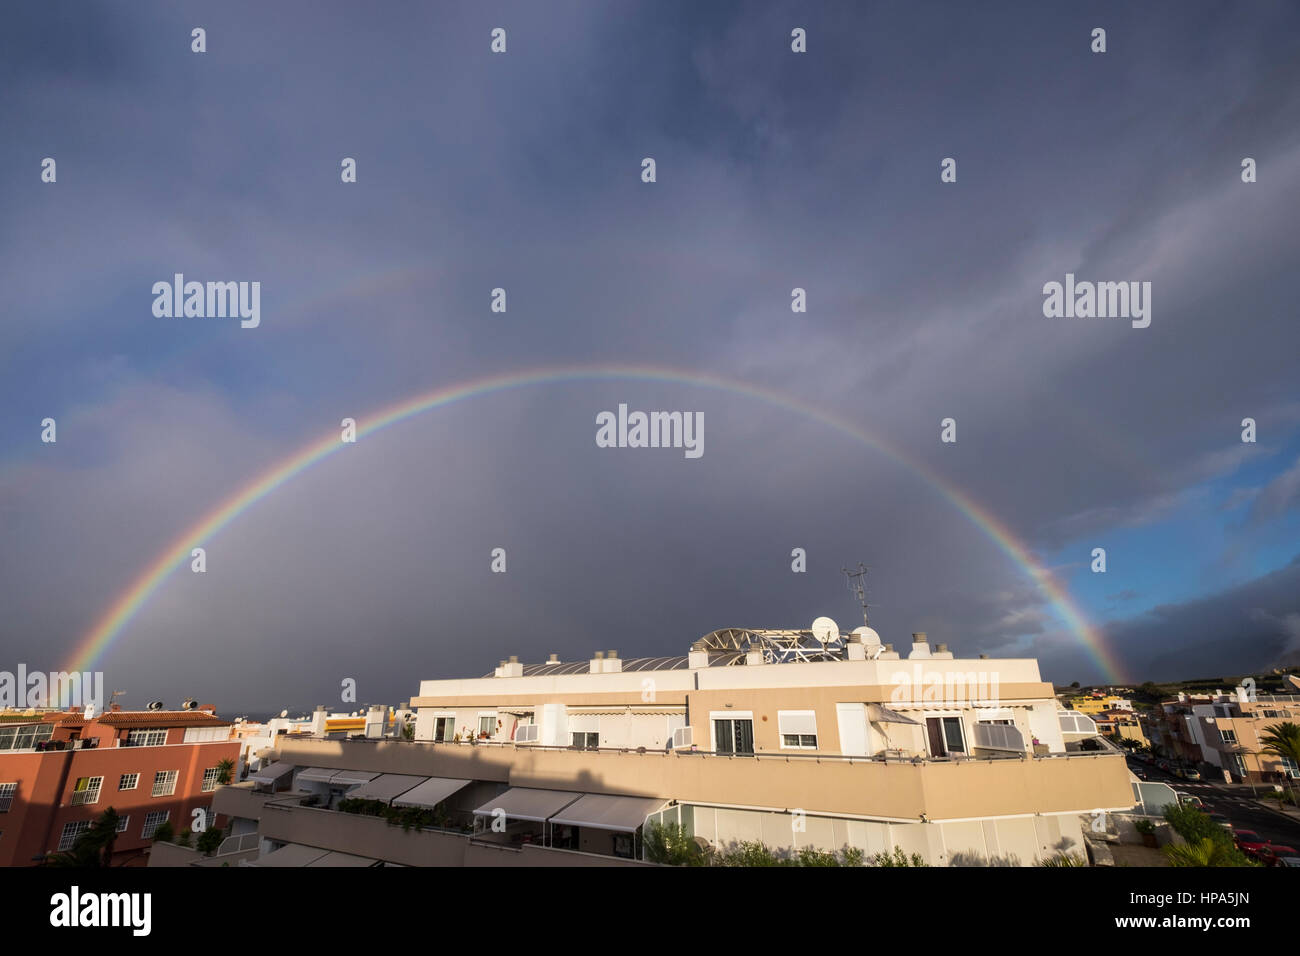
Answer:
[842, 563, 872, 627]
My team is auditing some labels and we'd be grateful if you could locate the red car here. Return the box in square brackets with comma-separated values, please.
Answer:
[1232, 829, 1265, 854]
[1252, 844, 1298, 866]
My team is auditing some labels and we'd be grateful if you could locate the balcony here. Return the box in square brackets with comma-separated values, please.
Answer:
[270, 735, 1134, 822]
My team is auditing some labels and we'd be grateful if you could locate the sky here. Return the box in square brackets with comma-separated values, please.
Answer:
[2, 1, 1299, 714]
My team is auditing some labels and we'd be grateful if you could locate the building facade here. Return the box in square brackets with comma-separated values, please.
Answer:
[0, 705, 240, 866]
[190, 624, 1134, 868]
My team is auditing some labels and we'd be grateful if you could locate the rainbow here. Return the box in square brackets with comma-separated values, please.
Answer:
[64, 365, 1126, 682]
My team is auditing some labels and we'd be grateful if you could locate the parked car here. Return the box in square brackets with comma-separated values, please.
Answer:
[1232, 829, 1266, 855]
[1175, 792, 1204, 809]
[1278, 856, 1300, 868]
[1253, 844, 1298, 866]
[1183, 769, 1201, 781]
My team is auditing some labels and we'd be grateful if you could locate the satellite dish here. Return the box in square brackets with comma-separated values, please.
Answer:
[280, 710, 288, 718]
[147, 700, 164, 711]
[811, 616, 839, 644]
[852, 625, 882, 646]
[182, 698, 198, 710]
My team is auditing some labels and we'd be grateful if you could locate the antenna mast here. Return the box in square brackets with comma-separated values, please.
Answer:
[842, 563, 872, 627]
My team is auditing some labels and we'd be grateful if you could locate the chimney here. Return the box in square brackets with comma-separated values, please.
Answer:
[603, 650, 622, 673]
[589, 651, 605, 674]
[931, 643, 954, 660]
[309, 705, 328, 737]
[846, 633, 867, 661]
[688, 642, 710, 669]
[908, 632, 932, 660]
[878, 643, 900, 660]
[500, 655, 524, 678]
[548, 653, 559, 664]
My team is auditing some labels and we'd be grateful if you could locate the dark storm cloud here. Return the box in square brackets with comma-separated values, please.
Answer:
[1108, 555, 1300, 679]
[2, 1, 1298, 708]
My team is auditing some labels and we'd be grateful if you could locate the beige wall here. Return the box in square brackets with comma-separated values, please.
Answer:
[270, 737, 1134, 822]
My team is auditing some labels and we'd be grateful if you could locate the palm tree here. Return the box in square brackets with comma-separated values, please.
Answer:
[1164, 837, 1249, 867]
[44, 807, 121, 867]
[215, 757, 236, 786]
[1259, 721, 1300, 799]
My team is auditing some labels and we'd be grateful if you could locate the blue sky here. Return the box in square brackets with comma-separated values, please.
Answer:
[2, 1, 1299, 710]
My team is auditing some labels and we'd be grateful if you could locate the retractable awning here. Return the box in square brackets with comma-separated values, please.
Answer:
[249, 762, 295, 785]
[347, 773, 427, 804]
[295, 767, 377, 786]
[472, 788, 582, 823]
[249, 843, 330, 867]
[328, 770, 379, 787]
[549, 793, 667, 832]
[867, 704, 921, 725]
[391, 776, 472, 810]
[295, 767, 339, 784]
[305, 851, 378, 867]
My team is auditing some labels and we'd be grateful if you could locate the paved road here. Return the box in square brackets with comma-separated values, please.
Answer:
[1126, 757, 1300, 851]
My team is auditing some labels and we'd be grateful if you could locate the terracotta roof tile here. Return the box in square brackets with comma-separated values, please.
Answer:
[94, 711, 231, 728]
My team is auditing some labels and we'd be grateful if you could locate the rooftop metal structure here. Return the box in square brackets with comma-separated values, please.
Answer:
[484, 627, 850, 677]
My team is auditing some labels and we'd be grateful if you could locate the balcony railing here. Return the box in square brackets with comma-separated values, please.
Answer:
[277, 734, 1118, 765]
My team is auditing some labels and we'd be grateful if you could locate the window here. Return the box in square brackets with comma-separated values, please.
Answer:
[1219, 728, 1238, 745]
[1232, 754, 1247, 776]
[1282, 756, 1299, 779]
[433, 716, 455, 742]
[0, 783, 16, 812]
[118, 773, 139, 791]
[0, 723, 54, 751]
[151, 770, 178, 797]
[569, 714, 599, 749]
[778, 711, 818, 749]
[58, 820, 93, 851]
[712, 716, 755, 755]
[125, 728, 168, 748]
[478, 715, 497, 738]
[141, 810, 170, 839]
[182, 726, 228, 743]
[926, 716, 966, 757]
[116, 815, 130, 833]
[71, 776, 103, 806]
[200, 767, 222, 792]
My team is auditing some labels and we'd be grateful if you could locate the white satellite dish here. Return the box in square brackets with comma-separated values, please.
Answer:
[280, 710, 288, 718]
[811, 616, 839, 644]
[852, 625, 882, 645]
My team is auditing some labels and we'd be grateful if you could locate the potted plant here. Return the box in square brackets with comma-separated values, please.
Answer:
[1134, 818, 1158, 848]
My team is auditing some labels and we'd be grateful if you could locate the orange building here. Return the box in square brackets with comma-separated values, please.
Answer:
[0, 705, 240, 866]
